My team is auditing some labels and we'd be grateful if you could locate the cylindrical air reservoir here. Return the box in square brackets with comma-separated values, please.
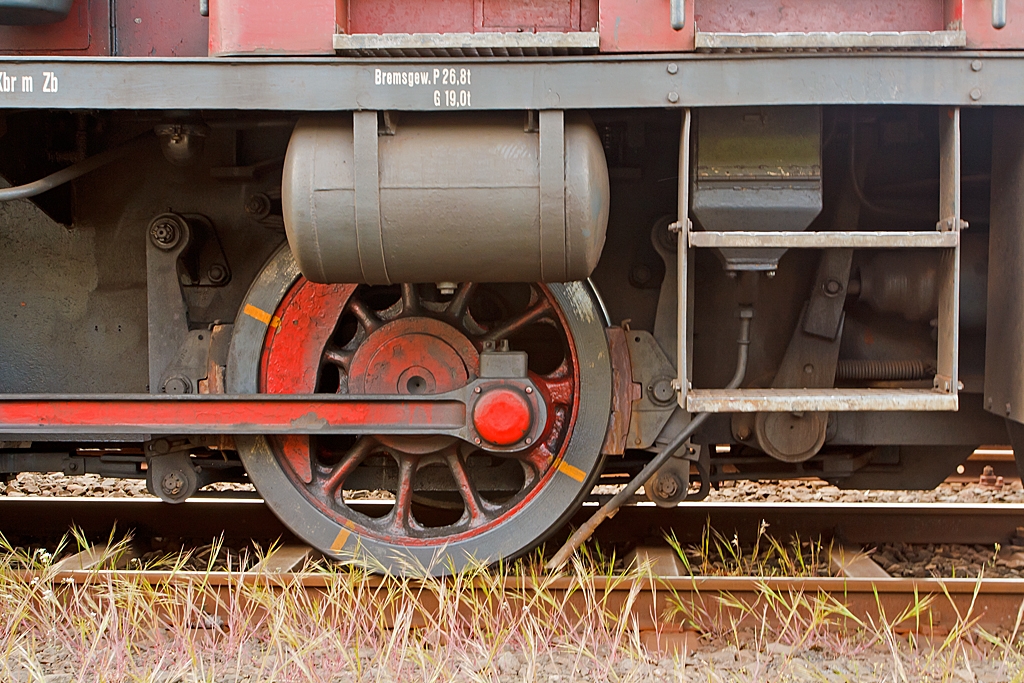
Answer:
[282, 111, 610, 284]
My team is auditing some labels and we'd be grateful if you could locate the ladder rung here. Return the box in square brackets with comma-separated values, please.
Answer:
[688, 231, 959, 249]
[686, 388, 958, 413]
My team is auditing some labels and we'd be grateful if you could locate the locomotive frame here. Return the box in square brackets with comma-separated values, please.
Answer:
[3, 7, 1024, 569]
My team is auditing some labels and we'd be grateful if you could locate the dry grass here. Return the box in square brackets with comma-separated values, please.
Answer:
[2, 532, 1024, 682]
[666, 520, 833, 578]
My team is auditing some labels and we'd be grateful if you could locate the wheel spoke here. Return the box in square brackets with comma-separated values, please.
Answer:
[323, 347, 354, 370]
[445, 449, 492, 527]
[482, 298, 553, 342]
[347, 298, 382, 333]
[446, 282, 477, 324]
[321, 437, 376, 499]
[538, 374, 574, 406]
[390, 454, 417, 533]
[512, 442, 556, 478]
[401, 284, 420, 316]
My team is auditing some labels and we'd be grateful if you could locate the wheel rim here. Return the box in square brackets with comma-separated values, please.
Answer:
[227, 246, 611, 574]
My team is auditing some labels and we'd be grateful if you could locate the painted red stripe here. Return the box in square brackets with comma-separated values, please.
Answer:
[0, 397, 467, 434]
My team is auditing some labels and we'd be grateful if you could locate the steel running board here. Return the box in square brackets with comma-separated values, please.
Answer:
[686, 388, 958, 413]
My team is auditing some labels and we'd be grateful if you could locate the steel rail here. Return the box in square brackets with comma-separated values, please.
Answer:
[12, 564, 1024, 634]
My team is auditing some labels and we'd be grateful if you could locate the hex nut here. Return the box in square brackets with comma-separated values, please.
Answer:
[245, 193, 272, 219]
[149, 214, 185, 251]
[163, 376, 192, 395]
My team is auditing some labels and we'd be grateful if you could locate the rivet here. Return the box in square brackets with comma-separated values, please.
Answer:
[667, 63, 678, 75]
[525, 438, 532, 445]
[474, 437, 481, 444]
[971, 60, 983, 72]
[525, 387, 533, 394]
[474, 386, 481, 393]
[970, 88, 982, 101]
[667, 91, 680, 103]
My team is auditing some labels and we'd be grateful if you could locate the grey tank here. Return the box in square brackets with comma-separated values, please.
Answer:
[282, 111, 610, 285]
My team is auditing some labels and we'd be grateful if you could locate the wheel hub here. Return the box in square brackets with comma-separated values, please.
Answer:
[349, 318, 478, 395]
[472, 387, 534, 447]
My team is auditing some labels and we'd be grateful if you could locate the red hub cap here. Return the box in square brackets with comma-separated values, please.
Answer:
[472, 388, 533, 446]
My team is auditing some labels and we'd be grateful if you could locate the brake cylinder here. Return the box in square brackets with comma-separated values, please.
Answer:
[282, 111, 610, 285]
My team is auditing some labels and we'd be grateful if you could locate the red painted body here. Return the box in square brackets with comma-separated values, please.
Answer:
[600, 0, 694, 52]
[114, 0, 208, 57]
[0, 0, 104, 55]
[340, 0, 599, 34]
[209, 0, 336, 56]
[0, 0, 1021, 55]
[693, 0, 959, 33]
[965, 0, 1024, 47]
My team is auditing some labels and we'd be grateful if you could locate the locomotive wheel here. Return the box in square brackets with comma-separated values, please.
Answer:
[227, 246, 611, 574]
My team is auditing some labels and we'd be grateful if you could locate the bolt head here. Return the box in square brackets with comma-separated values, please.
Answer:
[667, 91, 680, 103]
[149, 216, 183, 250]
[667, 63, 678, 75]
[970, 88, 982, 101]
[971, 59, 983, 72]
[207, 263, 229, 285]
[245, 193, 272, 219]
[653, 472, 680, 499]
[161, 472, 185, 496]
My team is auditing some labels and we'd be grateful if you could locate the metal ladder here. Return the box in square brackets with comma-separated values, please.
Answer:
[675, 107, 963, 413]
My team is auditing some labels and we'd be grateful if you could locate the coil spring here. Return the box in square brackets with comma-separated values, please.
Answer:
[835, 359, 936, 382]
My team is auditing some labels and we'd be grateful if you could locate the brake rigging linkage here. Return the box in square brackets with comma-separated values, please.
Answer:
[545, 305, 753, 570]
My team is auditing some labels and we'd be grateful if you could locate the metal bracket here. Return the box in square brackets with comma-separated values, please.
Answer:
[624, 330, 677, 450]
[146, 213, 192, 394]
[539, 110, 567, 281]
[353, 110, 389, 284]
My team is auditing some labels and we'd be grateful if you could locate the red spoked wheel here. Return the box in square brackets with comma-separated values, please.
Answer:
[227, 246, 611, 574]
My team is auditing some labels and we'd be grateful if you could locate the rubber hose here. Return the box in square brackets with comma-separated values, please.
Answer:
[0, 133, 151, 202]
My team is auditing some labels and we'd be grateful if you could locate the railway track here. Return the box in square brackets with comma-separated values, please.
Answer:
[6, 496, 1024, 637]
